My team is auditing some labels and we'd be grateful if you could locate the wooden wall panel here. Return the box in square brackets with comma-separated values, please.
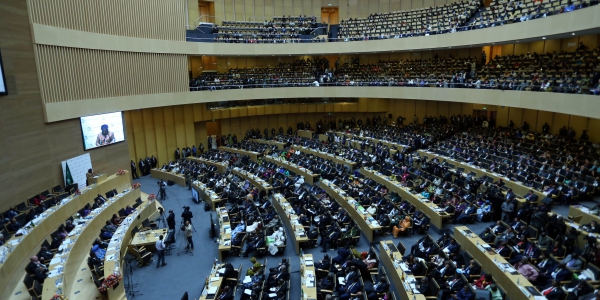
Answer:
[508, 107, 523, 128]
[0, 0, 129, 218]
[36, 46, 187, 104]
[536, 111, 554, 133]
[552, 113, 570, 135]
[28, 0, 185, 40]
[522, 109, 538, 130]
[570, 116, 589, 139]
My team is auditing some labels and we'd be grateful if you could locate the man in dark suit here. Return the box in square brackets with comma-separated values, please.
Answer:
[496, 242, 511, 257]
[542, 280, 566, 300]
[216, 285, 233, 300]
[266, 265, 288, 287]
[321, 228, 341, 253]
[242, 234, 265, 257]
[317, 273, 334, 294]
[339, 275, 362, 300]
[366, 277, 388, 300]
[332, 246, 350, 264]
[166, 209, 176, 230]
[417, 277, 430, 295]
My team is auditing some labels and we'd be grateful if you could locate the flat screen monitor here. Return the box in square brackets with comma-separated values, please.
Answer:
[0, 49, 7, 95]
[80, 112, 125, 150]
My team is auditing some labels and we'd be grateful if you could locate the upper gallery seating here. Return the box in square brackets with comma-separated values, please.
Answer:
[189, 47, 600, 94]
[211, 15, 324, 43]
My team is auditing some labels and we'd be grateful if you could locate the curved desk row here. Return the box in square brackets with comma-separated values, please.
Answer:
[232, 168, 273, 193]
[42, 186, 139, 300]
[192, 181, 223, 211]
[217, 146, 261, 162]
[297, 130, 313, 139]
[454, 226, 539, 300]
[336, 132, 406, 152]
[104, 194, 161, 300]
[417, 150, 545, 206]
[0, 173, 131, 299]
[360, 168, 446, 229]
[151, 168, 186, 187]
[320, 179, 381, 242]
[187, 157, 228, 174]
[296, 146, 357, 169]
[379, 240, 426, 300]
[264, 156, 318, 185]
[271, 193, 309, 254]
[250, 138, 286, 150]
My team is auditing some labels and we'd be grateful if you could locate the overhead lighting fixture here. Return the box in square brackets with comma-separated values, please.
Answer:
[572, 33, 576, 35]
[542, 37, 546, 39]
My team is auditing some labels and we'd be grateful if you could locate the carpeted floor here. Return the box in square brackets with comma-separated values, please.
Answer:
[129, 174, 589, 300]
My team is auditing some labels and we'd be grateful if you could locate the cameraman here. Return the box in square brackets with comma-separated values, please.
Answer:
[181, 206, 193, 224]
[184, 221, 194, 253]
[158, 180, 167, 200]
[167, 209, 176, 230]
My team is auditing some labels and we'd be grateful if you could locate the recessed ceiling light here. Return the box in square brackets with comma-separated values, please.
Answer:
[516, 41, 519, 43]
[542, 37, 546, 39]
[572, 33, 575, 35]
[328, 3, 332, 6]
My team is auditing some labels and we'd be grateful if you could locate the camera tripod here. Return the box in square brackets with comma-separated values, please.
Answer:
[123, 255, 143, 298]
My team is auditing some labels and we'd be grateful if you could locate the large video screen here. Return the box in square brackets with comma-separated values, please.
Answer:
[80, 112, 125, 150]
[0, 49, 7, 95]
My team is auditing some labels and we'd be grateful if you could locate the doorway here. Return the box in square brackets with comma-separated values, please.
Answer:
[198, 1, 216, 24]
[206, 120, 221, 147]
[321, 7, 339, 24]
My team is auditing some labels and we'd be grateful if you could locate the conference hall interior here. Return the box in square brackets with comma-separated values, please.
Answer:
[1, 0, 600, 300]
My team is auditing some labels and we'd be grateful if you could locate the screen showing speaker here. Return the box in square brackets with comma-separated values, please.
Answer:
[80, 112, 125, 150]
[0, 49, 7, 95]
[191, 188, 199, 203]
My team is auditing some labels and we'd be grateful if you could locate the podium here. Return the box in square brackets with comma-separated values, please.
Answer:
[89, 173, 107, 184]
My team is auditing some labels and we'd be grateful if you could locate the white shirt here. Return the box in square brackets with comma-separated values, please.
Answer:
[155, 239, 165, 251]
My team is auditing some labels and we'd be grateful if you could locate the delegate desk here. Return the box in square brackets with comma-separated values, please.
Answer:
[216, 207, 231, 261]
[0, 173, 130, 299]
[418, 150, 545, 206]
[199, 263, 226, 300]
[360, 168, 446, 229]
[320, 179, 381, 242]
[379, 241, 426, 300]
[151, 168, 186, 187]
[272, 193, 309, 254]
[297, 146, 357, 169]
[298, 130, 313, 139]
[43, 188, 140, 300]
[233, 168, 273, 193]
[251, 138, 285, 150]
[128, 228, 169, 253]
[569, 206, 600, 226]
[218, 146, 261, 162]
[192, 181, 223, 211]
[187, 157, 228, 174]
[454, 226, 540, 300]
[300, 254, 317, 300]
[105, 197, 161, 300]
[264, 156, 318, 184]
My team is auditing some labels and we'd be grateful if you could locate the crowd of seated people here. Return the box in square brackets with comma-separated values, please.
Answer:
[426, 124, 600, 205]
[189, 48, 600, 95]
[212, 15, 323, 43]
[478, 46, 600, 94]
[337, 0, 480, 41]
[398, 208, 600, 300]
[467, 0, 597, 30]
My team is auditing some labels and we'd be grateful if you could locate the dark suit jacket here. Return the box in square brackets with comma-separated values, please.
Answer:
[545, 288, 566, 300]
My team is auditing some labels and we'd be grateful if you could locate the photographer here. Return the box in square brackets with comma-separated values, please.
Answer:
[167, 209, 176, 230]
[158, 180, 167, 200]
[181, 206, 193, 224]
[184, 221, 194, 253]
